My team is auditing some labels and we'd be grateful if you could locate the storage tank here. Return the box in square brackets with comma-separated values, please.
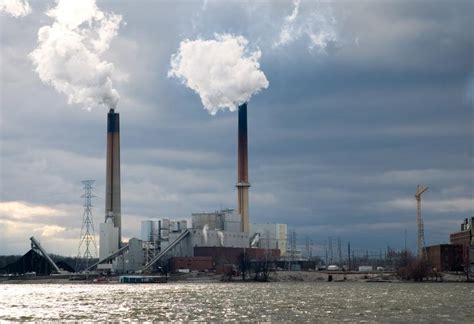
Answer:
[140, 220, 158, 242]
[358, 265, 373, 272]
[160, 219, 170, 240]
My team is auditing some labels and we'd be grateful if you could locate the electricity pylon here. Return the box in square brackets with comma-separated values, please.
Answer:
[76, 180, 98, 272]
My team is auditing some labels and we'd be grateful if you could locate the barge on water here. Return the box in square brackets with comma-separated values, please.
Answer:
[119, 275, 167, 283]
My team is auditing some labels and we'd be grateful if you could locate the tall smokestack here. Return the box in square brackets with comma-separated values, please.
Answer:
[105, 108, 121, 246]
[237, 103, 250, 233]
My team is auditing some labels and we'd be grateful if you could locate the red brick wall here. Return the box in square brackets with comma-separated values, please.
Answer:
[425, 244, 463, 272]
[450, 230, 471, 246]
[194, 247, 280, 266]
[170, 257, 213, 272]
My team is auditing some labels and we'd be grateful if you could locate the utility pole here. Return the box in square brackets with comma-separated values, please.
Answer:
[415, 185, 428, 258]
[337, 237, 343, 266]
[305, 236, 310, 259]
[328, 236, 333, 264]
[324, 241, 328, 266]
[404, 229, 407, 252]
[347, 242, 351, 271]
[288, 229, 297, 270]
[76, 180, 98, 273]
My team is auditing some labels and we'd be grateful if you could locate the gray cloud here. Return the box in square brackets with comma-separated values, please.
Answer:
[0, 0, 472, 256]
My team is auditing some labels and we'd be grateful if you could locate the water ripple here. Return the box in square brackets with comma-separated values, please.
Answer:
[0, 282, 472, 322]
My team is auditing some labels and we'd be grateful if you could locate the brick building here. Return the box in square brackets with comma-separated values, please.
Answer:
[449, 217, 473, 273]
[170, 257, 213, 272]
[424, 244, 464, 272]
[194, 247, 280, 266]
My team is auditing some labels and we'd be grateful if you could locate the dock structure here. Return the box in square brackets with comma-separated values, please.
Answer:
[119, 275, 167, 283]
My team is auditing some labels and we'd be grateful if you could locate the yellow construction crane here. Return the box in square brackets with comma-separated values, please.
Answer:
[415, 185, 428, 258]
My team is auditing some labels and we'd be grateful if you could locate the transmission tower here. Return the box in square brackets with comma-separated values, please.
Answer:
[290, 229, 297, 260]
[415, 184, 428, 258]
[328, 236, 333, 264]
[324, 241, 328, 265]
[76, 180, 98, 272]
[337, 237, 342, 266]
[347, 242, 351, 271]
[305, 236, 310, 259]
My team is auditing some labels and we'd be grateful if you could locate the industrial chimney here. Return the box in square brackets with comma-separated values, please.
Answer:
[237, 103, 250, 233]
[105, 108, 121, 246]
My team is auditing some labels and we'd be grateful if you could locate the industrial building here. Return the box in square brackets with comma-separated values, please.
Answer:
[170, 256, 213, 273]
[449, 217, 474, 273]
[450, 217, 473, 246]
[250, 223, 287, 256]
[424, 244, 464, 272]
[423, 218, 474, 274]
[90, 104, 284, 274]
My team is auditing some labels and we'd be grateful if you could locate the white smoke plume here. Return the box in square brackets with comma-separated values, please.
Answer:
[29, 0, 122, 110]
[274, 0, 338, 52]
[216, 230, 224, 247]
[202, 224, 209, 245]
[0, 0, 31, 17]
[168, 34, 269, 115]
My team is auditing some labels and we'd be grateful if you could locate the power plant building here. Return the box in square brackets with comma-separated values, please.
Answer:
[449, 217, 474, 274]
[93, 102, 284, 274]
[250, 223, 288, 256]
[141, 220, 158, 243]
[192, 209, 241, 232]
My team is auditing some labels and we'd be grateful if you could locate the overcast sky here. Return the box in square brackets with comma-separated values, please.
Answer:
[1, 0, 473, 257]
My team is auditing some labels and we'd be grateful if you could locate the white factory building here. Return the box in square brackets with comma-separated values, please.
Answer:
[95, 208, 289, 273]
[250, 223, 288, 256]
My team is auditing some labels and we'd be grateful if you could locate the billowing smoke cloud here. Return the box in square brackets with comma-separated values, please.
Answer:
[0, 0, 31, 17]
[274, 0, 338, 52]
[29, 0, 122, 110]
[168, 34, 269, 115]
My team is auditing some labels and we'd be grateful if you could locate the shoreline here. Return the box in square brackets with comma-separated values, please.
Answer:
[1, 271, 470, 284]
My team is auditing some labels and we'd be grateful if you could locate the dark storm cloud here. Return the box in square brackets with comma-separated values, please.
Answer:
[0, 0, 472, 255]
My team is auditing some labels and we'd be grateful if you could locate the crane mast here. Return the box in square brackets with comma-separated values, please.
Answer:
[415, 184, 428, 258]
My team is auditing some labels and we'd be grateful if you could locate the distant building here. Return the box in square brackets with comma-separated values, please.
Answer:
[189, 209, 249, 248]
[141, 218, 188, 243]
[140, 220, 158, 242]
[450, 217, 473, 246]
[192, 209, 240, 232]
[170, 256, 213, 272]
[449, 217, 474, 274]
[250, 223, 287, 256]
[424, 244, 464, 272]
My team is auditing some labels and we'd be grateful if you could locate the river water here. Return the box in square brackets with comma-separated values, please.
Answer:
[0, 282, 472, 322]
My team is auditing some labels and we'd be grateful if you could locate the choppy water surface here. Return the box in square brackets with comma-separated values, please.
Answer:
[0, 282, 473, 322]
